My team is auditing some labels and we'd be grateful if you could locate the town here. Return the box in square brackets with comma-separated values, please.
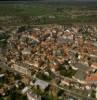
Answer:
[0, 24, 97, 100]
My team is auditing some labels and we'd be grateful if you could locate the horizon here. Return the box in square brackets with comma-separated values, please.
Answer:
[0, 0, 97, 1]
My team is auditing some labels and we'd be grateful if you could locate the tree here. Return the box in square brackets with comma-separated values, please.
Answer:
[91, 90, 96, 98]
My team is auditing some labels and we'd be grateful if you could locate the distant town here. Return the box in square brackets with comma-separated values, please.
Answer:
[0, 24, 97, 100]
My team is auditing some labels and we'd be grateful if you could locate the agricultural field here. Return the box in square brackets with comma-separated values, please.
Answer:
[0, 3, 97, 26]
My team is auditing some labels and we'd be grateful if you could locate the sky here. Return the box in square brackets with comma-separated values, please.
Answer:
[0, 0, 97, 1]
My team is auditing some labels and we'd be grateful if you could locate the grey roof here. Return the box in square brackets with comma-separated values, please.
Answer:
[74, 69, 86, 81]
[57, 36, 73, 44]
[73, 63, 89, 71]
[27, 92, 37, 98]
[34, 79, 49, 90]
[0, 74, 5, 78]
[73, 63, 90, 81]
[57, 37, 68, 44]
[22, 47, 31, 55]
[93, 42, 97, 47]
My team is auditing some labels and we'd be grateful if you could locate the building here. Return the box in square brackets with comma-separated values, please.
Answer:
[33, 79, 49, 90]
[85, 73, 97, 84]
[12, 64, 31, 76]
[22, 48, 31, 55]
[91, 62, 97, 69]
[0, 74, 5, 82]
[72, 63, 90, 84]
[27, 91, 38, 100]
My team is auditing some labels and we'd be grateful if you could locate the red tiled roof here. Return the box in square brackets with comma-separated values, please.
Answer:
[91, 62, 97, 68]
[86, 73, 97, 82]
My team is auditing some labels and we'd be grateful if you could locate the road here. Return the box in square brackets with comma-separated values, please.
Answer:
[55, 83, 95, 100]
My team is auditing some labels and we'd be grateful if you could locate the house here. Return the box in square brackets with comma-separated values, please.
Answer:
[92, 42, 97, 47]
[60, 80, 70, 86]
[57, 36, 73, 44]
[0, 88, 5, 96]
[0, 74, 4, 78]
[11, 64, 31, 76]
[91, 62, 97, 69]
[24, 60, 39, 68]
[0, 74, 5, 82]
[73, 70, 87, 84]
[33, 79, 49, 90]
[22, 86, 29, 94]
[22, 48, 31, 55]
[27, 91, 38, 100]
[48, 16, 55, 19]
[72, 63, 90, 84]
[85, 73, 97, 84]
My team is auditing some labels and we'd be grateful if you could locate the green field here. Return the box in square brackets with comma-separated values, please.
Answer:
[0, 4, 57, 16]
[0, 4, 97, 25]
